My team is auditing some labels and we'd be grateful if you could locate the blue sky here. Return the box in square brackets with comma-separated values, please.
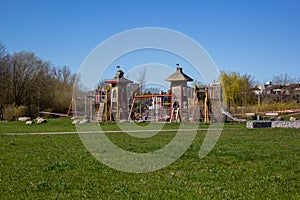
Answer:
[1, 0, 300, 84]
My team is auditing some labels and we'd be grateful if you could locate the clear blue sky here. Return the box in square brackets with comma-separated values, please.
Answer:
[1, 0, 300, 84]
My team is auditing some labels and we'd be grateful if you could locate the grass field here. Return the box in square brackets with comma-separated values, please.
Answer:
[0, 119, 299, 199]
[0, 117, 76, 133]
[0, 117, 239, 133]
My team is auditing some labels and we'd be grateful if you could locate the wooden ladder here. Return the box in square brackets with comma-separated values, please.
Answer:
[170, 107, 180, 123]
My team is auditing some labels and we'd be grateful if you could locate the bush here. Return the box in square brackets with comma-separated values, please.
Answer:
[3, 104, 15, 121]
[14, 105, 27, 119]
[2, 104, 28, 121]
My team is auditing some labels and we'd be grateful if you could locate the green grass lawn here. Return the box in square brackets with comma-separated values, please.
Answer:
[0, 117, 76, 133]
[0, 122, 299, 199]
[0, 117, 245, 133]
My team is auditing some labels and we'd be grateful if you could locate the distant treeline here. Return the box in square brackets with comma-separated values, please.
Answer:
[0, 42, 76, 119]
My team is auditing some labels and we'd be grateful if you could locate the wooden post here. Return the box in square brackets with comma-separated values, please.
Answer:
[160, 96, 162, 121]
[105, 88, 108, 121]
[128, 97, 136, 121]
[90, 94, 93, 122]
[116, 86, 119, 121]
[204, 87, 209, 123]
[156, 96, 158, 122]
[180, 84, 182, 122]
[169, 88, 172, 122]
[110, 89, 113, 121]
[84, 96, 87, 118]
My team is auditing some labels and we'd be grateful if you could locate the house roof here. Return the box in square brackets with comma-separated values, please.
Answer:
[264, 83, 300, 91]
[282, 83, 300, 90]
[265, 84, 282, 90]
[165, 66, 193, 82]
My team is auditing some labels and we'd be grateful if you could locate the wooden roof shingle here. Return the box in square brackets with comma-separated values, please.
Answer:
[165, 66, 193, 82]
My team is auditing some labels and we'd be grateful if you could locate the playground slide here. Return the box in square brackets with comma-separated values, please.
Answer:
[221, 108, 246, 122]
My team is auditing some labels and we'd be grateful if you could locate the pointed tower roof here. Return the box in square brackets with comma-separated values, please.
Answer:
[105, 68, 133, 85]
[165, 64, 193, 82]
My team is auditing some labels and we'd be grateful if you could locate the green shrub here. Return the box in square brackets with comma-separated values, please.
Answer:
[2, 104, 28, 121]
[14, 105, 27, 119]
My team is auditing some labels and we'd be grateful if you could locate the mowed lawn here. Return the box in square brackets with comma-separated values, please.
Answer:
[0, 119, 299, 199]
[0, 118, 76, 133]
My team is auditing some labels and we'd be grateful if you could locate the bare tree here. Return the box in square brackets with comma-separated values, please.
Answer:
[272, 73, 296, 85]
[136, 68, 147, 117]
[137, 68, 146, 94]
[47, 65, 76, 113]
[0, 41, 78, 117]
[0, 42, 7, 58]
[0, 42, 11, 105]
[145, 87, 161, 94]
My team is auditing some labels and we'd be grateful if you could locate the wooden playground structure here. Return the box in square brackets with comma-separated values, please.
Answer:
[71, 65, 223, 123]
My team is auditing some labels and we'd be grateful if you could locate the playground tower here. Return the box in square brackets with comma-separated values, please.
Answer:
[165, 64, 194, 122]
[104, 69, 135, 121]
